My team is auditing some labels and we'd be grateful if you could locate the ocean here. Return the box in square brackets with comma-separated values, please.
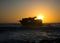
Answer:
[0, 23, 60, 43]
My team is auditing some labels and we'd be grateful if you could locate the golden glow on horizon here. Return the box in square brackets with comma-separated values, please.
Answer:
[36, 14, 44, 20]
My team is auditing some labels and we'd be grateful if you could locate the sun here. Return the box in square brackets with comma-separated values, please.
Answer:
[36, 15, 44, 20]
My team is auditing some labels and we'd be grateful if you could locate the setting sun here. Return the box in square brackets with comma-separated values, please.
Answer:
[36, 15, 44, 20]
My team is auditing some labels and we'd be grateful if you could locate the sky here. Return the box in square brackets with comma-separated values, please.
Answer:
[0, 0, 60, 23]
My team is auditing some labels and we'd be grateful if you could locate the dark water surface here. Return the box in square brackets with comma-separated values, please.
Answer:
[0, 24, 60, 43]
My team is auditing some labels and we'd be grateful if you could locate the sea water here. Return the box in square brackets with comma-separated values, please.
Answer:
[0, 23, 60, 42]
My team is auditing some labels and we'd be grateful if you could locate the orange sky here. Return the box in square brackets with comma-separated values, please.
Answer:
[0, 0, 60, 23]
